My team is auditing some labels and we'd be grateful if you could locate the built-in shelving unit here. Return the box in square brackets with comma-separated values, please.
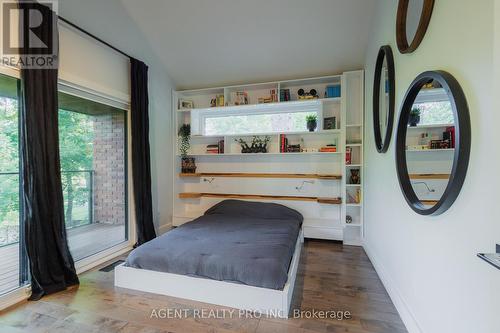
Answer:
[172, 71, 364, 245]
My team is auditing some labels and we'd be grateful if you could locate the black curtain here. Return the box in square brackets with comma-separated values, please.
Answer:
[19, 2, 79, 300]
[130, 58, 156, 245]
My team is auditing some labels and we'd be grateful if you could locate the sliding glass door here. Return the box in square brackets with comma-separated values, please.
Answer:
[0, 74, 129, 297]
[58, 92, 128, 261]
[0, 74, 27, 295]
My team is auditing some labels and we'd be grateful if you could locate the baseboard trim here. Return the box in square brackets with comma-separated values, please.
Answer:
[363, 241, 422, 333]
[159, 223, 173, 235]
[0, 286, 30, 311]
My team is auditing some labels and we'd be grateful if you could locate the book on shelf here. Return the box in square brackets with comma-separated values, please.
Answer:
[319, 146, 337, 152]
[280, 134, 289, 153]
[206, 142, 224, 154]
[218, 139, 224, 154]
[346, 147, 352, 164]
[280, 89, 290, 102]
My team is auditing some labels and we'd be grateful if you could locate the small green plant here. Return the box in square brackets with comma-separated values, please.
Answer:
[410, 108, 421, 117]
[178, 124, 191, 158]
[306, 114, 318, 122]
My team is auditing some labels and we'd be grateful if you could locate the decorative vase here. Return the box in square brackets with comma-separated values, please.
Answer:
[307, 120, 317, 132]
[349, 169, 360, 184]
[409, 115, 420, 127]
[181, 157, 196, 173]
[346, 215, 353, 224]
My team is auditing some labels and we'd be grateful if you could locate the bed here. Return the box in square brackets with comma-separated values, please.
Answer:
[114, 200, 304, 318]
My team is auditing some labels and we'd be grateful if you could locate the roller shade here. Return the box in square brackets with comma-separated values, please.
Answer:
[59, 22, 130, 103]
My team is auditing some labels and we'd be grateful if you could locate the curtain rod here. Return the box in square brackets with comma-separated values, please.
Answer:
[58, 16, 133, 60]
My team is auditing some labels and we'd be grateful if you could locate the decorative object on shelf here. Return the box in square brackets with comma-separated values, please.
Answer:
[396, 71, 471, 216]
[306, 114, 318, 132]
[409, 108, 421, 126]
[349, 169, 360, 185]
[210, 98, 217, 107]
[178, 99, 194, 110]
[345, 147, 352, 165]
[287, 144, 301, 153]
[429, 140, 449, 150]
[257, 89, 278, 104]
[373, 45, 395, 153]
[347, 193, 357, 204]
[280, 89, 291, 102]
[235, 136, 271, 153]
[346, 215, 353, 224]
[326, 85, 341, 98]
[234, 91, 249, 105]
[396, 0, 435, 54]
[323, 117, 337, 130]
[217, 94, 224, 107]
[178, 124, 196, 173]
[298, 88, 319, 100]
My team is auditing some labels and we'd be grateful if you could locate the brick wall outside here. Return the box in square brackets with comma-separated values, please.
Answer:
[93, 113, 125, 225]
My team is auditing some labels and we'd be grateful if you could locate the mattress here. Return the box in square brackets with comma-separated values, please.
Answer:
[125, 200, 303, 290]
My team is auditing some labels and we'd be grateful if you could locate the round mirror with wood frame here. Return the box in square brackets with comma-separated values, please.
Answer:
[373, 45, 395, 153]
[395, 71, 471, 216]
[396, 0, 435, 54]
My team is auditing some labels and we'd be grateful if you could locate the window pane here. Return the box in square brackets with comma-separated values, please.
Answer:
[205, 111, 317, 136]
[59, 92, 127, 261]
[0, 74, 23, 295]
[414, 101, 454, 125]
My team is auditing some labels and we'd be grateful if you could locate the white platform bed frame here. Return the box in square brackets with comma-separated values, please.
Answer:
[115, 229, 303, 318]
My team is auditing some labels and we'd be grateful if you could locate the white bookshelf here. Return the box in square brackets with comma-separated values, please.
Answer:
[172, 71, 364, 245]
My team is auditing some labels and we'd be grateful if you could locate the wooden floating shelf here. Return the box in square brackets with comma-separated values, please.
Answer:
[409, 174, 450, 180]
[421, 200, 439, 205]
[179, 172, 342, 180]
[178, 193, 342, 205]
[177, 152, 342, 157]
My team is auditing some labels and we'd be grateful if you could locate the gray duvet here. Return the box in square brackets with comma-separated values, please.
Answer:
[125, 200, 303, 290]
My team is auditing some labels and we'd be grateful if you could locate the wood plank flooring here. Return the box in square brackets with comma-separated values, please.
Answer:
[0, 240, 407, 333]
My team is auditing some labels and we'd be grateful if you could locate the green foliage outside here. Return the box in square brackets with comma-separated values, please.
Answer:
[0, 95, 95, 246]
[205, 111, 317, 136]
[414, 101, 454, 125]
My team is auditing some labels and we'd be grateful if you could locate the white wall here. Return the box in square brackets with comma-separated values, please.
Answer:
[364, 1, 500, 332]
[59, 0, 175, 234]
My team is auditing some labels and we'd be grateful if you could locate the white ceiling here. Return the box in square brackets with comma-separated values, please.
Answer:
[60, 0, 376, 90]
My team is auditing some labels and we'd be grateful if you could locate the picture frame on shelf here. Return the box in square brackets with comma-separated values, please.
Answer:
[324, 117, 337, 130]
[179, 99, 194, 110]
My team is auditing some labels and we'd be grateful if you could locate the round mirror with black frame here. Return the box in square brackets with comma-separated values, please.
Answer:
[373, 45, 395, 153]
[396, 0, 435, 54]
[395, 71, 471, 216]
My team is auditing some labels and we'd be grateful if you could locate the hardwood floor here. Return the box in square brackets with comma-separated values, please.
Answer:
[0, 240, 407, 333]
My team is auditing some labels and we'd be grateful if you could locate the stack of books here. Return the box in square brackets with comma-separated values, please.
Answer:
[206, 140, 224, 154]
[206, 144, 219, 154]
[319, 145, 337, 153]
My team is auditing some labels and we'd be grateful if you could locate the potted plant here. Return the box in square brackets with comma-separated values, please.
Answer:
[178, 124, 196, 173]
[409, 108, 421, 127]
[306, 114, 318, 132]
